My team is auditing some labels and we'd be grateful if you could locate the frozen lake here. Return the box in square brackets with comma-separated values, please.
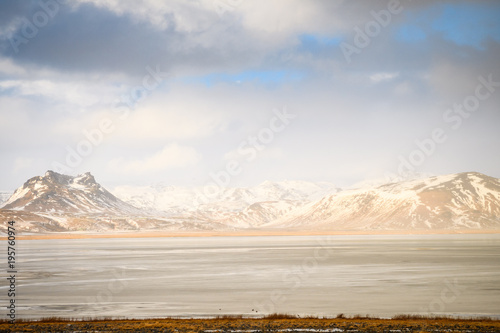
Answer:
[4, 234, 500, 319]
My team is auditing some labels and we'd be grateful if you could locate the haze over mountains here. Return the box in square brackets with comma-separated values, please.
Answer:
[1, 170, 499, 233]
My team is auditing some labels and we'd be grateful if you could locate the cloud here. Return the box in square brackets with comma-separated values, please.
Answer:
[108, 144, 201, 174]
[74, 0, 225, 32]
[0, 78, 107, 108]
[13, 157, 34, 173]
[369, 72, 400, 83]
[0, 56, 26, 76]
[112, 87, 227, 143]
[0, 0, 500, 190]
[1, 0, 497, 80]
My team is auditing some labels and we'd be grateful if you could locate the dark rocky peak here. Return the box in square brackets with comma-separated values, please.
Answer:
[42, 170, 73, 185]
[72, 172, 97, 186]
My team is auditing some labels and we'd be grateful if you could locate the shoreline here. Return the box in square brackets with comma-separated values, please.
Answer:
[3, 228, 500, 240]
[2, 315, 500, 332]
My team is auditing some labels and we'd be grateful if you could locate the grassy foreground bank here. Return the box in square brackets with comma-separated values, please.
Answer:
[1, 314, 500, 333]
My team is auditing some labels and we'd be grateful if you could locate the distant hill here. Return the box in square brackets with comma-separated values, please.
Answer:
[268, 172, 500, 231]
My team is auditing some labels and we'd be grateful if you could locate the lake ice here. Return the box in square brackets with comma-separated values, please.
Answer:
[4, 234, 500, 320]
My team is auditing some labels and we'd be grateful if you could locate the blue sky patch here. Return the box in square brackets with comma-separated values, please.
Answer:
[182, 70, 304, 87]
[395, 2, 500, 49]
[432, 3, 500, 49]
[298, 34, 342, 53]
[396, 24, 426, 43]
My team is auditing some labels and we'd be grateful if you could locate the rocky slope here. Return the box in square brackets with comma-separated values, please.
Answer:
[0, 171, 227, 233]
[269, 172, 500, 230]
[2, 171, 141, 215]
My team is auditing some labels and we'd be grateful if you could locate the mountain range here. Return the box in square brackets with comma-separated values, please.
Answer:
[268, 172, 500, 230]
[1, 170, 499, 233]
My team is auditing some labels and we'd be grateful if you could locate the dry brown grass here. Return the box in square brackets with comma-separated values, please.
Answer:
[1, 314, 499, 333]
[262, 313, 299, 319]
[0, 316, 116, 324]
[214, 314, 244, 320]
[392, 313, 495, 321]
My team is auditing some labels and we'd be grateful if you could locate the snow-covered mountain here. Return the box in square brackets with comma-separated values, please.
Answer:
[112, 180, 339, 212]
[269, 172, 500, 230]
[0, 191, 12, 206]
[1, 170, 499, 233]
[112, 180, 340, 227]
[0, 171, 229, 233]
[1, 170, 142, 215]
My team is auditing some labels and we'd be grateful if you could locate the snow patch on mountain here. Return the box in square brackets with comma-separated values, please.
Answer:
[1, 170, 142, 215]
[0, 191, 13, 206]
[2, 171, 499, 233]
[112, 180, 340, 213]
[269, 172, 500, 230]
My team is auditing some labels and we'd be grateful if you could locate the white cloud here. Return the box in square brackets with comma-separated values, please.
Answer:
[76, 0, 334, 36]
[240, 0, 342, 36]
[0, 78, 119, 109]
[0, 57, 26, 76]
[369, 72, 400, 83]
[112, 86, 229, 142]
[13, 157, 33, 173]
[108, 144, 201, 174]
[393, 81, 413, 95]
[119, 107, 220, 141]
[1, 0, 500, 190]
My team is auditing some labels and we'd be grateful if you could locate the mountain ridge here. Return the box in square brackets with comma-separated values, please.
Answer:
[267, 171, 500, 230]
[1, 170, 499, 233]
[2, 170, 142, 215]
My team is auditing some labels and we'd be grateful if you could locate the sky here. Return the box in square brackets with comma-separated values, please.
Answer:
[0, 0, 499, 191]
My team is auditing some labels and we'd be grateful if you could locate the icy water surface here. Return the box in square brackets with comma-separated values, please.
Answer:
[4, 234, 500, 319]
